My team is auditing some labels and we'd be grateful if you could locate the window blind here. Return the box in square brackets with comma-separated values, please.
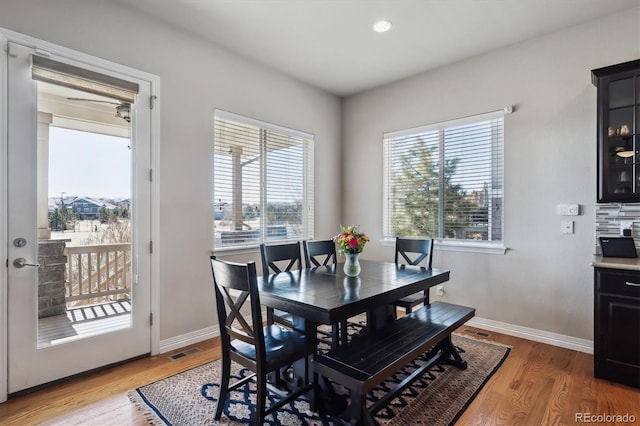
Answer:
[32, 55, 138, 102]
[383, 111, 504, 244]
[213, 111, 314, 249]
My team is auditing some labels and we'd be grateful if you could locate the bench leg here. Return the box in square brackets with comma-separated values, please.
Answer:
[438, 335, 467, 370]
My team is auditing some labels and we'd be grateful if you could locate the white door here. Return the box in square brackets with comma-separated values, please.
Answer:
[6, 41, 152, 393]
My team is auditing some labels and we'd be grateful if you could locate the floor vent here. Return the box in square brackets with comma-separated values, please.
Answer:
[462, 329, 491, 338]
[168, 347, 202, 361]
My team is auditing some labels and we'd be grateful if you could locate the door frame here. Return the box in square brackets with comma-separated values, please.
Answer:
[0, 27, 161, 403]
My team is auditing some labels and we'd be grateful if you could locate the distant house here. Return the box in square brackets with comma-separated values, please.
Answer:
[68, 197, 118, 220]
[114, 198, 131, 212]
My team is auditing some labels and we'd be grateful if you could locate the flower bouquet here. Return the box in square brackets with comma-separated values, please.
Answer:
[334, 225, 369, 276]
[333, 225, 370, 254]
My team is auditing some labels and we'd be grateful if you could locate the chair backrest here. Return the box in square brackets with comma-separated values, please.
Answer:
[394, 237, 434, 269]
[260, 242, 302, 278]
[210, 256, 265, 362]
[303, 239, 337, 268]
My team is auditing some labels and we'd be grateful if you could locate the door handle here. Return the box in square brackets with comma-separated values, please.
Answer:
[13, 258, 40, 268]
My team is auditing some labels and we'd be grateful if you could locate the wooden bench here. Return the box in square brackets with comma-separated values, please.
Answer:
[314, 301, 475, 425]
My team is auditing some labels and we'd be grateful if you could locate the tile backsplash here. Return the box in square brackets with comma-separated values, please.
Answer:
[595, 203, 640, 254]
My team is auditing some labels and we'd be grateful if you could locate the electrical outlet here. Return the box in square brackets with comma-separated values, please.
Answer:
[436, 285, 444, 296]
[620, 220, 633, 237]
[561, 220, 574, 234]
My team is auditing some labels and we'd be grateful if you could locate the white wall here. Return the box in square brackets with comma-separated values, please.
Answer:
[0, 0, 342, 341]
[341, 8, 640, 341]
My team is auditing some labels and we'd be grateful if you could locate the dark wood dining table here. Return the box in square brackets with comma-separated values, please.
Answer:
[257, 259, 450, 337]
[256, 259, 451, 415]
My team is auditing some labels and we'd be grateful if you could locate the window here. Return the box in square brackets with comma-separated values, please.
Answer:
[383, 111, 504, 250]
[213, 110, 314, 249]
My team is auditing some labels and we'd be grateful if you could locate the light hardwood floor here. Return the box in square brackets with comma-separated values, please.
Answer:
[0, 326, 638, 425]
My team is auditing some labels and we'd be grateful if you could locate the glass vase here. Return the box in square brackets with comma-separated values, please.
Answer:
[343, 252, 361, 277]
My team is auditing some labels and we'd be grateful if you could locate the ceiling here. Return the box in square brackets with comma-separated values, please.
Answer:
[117, 0, 639, 96]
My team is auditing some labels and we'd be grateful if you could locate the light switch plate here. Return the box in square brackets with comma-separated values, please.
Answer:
[558, 204, 579, 216]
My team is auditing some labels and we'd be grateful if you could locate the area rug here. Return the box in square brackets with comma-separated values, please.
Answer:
[129, 334, 509, 425]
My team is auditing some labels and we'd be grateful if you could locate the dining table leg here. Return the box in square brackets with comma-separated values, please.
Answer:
[367, 303, 396, 331]
[288, 316, 348, 415]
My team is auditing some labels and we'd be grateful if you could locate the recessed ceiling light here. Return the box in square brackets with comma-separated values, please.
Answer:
[373, 20, 392, 33]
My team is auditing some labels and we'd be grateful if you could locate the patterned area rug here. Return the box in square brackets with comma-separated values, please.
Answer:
[129, 333, 509, 425]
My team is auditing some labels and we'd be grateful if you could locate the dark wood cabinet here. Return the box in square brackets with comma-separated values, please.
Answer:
[591, 60, 640, 203]
[594, 267, 640, 388]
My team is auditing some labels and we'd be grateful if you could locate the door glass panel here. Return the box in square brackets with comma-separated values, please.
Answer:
[37, 81, 133, 348]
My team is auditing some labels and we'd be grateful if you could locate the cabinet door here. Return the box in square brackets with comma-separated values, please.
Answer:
[595, 293, 640, 388]
[593, 60, 640, 203]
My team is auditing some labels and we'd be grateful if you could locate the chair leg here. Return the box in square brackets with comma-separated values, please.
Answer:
[406, 305, 412, 314]
[340, 320, 348, 346]
[255, 375, 268, 425]
[266, 307, 275, 325]
[215, 355, 231, 420]
[331, 323, 340, 348]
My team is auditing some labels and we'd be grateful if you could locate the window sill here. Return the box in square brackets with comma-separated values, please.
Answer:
[380, 239, 507, 255]
[212, 238, 304, 256]
[212, 245, 260, 256]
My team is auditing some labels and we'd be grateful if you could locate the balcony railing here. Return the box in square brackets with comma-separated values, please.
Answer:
[64, 243, 131, 307]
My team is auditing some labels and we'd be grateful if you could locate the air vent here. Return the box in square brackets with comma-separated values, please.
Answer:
[462, 329, 491, 338]
[168, 347, 202, 361]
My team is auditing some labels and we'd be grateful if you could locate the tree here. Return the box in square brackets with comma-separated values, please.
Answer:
[48, 206, 74, 231]
[392, 143, 479, 239]
[98, 205, 110, 223]
[392, 144, 439, 237]
[48, 208, 64, 231]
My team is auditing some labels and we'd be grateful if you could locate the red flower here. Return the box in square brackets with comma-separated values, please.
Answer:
[348, 237, 358, 248]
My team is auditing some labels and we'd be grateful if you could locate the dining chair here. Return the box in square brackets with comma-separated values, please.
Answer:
[210, 256, 315, 425]
[260, 242, 302, 328]
[304, 239, 366, 347]
[303, 239, 337, 268]
[392, 237, 435, 316]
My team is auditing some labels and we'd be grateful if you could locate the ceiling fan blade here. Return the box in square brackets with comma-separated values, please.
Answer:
[66, 97, 131, 123]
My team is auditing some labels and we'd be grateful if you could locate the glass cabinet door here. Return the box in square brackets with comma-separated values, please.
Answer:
[592, 60, 640, 203]
[606, 76, 635, 196]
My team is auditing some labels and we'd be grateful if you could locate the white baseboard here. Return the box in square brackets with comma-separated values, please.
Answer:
[159, 314, 594, 355]
[466, 317, 593, 354]
[159, 326, 220, 354]
[159, 312, 257, 354]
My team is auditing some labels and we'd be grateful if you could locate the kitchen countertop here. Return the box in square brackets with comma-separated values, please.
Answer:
[592, 255, 640, 271]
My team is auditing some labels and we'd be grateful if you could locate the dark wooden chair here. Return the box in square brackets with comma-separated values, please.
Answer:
[210, 256, 315, 425]
[392, 237, 435, 315]
[303, 239, 337, 268]
[304, 239, 366, 347]
[260, 242, 302, 328]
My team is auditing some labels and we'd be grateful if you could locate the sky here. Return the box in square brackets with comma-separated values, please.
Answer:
[48, 127, 131, 199]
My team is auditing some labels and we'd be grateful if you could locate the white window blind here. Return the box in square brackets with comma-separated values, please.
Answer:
[32, 55, 138, 102]
[383, 111, 504, 245]
[213, 110, 314, 249]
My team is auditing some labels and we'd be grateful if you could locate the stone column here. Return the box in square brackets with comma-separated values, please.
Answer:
[37, 239, 69, 318]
